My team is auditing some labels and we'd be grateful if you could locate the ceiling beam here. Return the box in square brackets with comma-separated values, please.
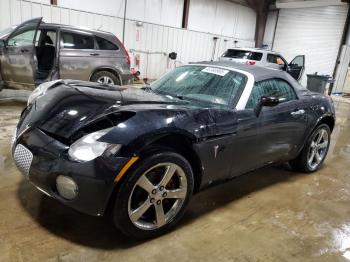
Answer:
[247, 0, 274, 48]
[182, 0, 190, 29]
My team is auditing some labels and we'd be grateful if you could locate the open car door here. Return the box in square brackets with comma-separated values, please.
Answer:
[1, 17, 42, 89]
[287, 55, 305, 81]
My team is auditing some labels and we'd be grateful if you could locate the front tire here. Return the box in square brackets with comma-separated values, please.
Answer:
[289, 124, 331, 172]
[113, 152, 194, 239]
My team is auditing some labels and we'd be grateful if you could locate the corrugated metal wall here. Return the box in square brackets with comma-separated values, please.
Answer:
[187, 0, 256, 39]
[0, 0, 256, 79]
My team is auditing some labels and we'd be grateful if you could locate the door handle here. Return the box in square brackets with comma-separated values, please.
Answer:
[291, 109, 305, 116]
[90, 53, 100, 56]
[21, 49, 30, 53]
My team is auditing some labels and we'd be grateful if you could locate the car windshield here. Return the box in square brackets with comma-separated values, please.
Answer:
[151, 65, 247, 106]
[0, 26, 16, 39]
[222, 49, 263, 61]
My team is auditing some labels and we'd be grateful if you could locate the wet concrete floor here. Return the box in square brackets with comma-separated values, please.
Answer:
[0, 98, 350, 261]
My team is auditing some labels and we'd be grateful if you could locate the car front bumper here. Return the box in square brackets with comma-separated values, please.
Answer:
[12, 127, 130, 216]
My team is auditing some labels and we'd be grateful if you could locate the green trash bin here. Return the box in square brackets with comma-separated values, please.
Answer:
[306, 73, 332, 94]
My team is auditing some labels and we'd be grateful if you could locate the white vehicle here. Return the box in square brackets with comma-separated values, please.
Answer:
[219, 47, 305, 81]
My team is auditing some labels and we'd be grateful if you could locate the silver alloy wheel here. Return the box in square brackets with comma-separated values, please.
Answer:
[128, 163, 188, 230]
[97, 76, 114, 85]
[307, 128, 329, 170]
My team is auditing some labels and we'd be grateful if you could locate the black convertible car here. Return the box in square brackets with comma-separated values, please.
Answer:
[12, 62, 335, 238]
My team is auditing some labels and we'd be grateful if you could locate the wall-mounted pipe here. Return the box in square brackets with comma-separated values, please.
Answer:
[122, 0, 128, 44]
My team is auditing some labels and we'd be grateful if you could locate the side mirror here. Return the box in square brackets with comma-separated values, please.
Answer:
[254, 96, 279, 116]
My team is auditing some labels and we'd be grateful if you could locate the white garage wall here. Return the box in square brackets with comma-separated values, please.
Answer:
[58, 0, 184, 28]
[273, 6, 348, 86]
[0, 0, 256, 79]
[188, 0, 256, 41]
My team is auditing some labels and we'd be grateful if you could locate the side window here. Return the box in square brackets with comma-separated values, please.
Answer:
[46, 31, 57, 47]
[96, 36, 118, 50]
[61, 32, 94, 49]
[267, 54, 286, 66]
[246, 79, 297, 109]
[274, 79, 297, 102]
[7, 30, 36, 46]
[290, 56, 304, 67]
[250, 52, 263, 61]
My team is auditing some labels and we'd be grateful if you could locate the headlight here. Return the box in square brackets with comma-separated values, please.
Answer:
[56, 175, 78, 200]
[27, 80, 62, 105]
[68, 128, 121, 162]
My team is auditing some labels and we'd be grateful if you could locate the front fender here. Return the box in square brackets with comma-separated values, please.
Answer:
[100, 110, 215, 152]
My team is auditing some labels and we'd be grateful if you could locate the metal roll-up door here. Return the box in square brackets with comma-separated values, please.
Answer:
[272, 5, 349, 86]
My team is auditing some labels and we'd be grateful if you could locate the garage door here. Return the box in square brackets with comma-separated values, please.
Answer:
[273, 5, 349, 86]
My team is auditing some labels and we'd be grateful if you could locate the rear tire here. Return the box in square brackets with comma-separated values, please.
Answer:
[289, 124, 331, 173]
[91, 71, 120, 85]
[113, 151, 194, 239]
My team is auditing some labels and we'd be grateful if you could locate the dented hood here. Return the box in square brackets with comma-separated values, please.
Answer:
[17, 82, 196, 141]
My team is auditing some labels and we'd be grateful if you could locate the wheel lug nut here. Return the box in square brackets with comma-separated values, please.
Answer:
[159, 186, 164, 191]
[162, 192, 167, 197]
[156, 200, 161, 205]
[150, 198, 155, 203]
[152, 189, 157, 194]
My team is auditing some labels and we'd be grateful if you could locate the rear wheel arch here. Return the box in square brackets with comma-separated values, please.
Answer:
[317, 115, 335, 132]
[90, 67, 122, 85]
[297, 114, 334, 156]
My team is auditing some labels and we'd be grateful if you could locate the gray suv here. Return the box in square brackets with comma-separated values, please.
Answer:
[0, 17, 132, 90]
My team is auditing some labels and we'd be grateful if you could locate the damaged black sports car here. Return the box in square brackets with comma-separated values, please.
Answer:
[12, 61, 335, 238]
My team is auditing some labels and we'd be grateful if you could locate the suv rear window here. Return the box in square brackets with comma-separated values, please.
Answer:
[96, 36, 119, 50]
[222, 49, 263, 61]
[61, 32, 94, 49]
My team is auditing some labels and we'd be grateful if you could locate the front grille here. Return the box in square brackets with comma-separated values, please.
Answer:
[13, 144, 33, 177]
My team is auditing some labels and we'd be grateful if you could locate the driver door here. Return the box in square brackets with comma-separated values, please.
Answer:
[246, 78, 308, 165]
[287, 55, 305, 81]
[1, 17, 42, 89]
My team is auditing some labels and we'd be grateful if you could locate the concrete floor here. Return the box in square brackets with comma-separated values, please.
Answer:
[0, 98, 350, 262]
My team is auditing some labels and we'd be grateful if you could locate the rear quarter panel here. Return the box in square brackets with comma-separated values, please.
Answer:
[299, 92, 335, 150]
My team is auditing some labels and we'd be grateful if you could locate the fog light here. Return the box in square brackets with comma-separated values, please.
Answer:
[56, 175, 78, 200]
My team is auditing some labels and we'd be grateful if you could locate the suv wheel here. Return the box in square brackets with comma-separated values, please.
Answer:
[91, 71, 120, 85]
[113, 152, 194, 239]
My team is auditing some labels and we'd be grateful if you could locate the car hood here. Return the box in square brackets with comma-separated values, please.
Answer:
[17, 81, 219, 142]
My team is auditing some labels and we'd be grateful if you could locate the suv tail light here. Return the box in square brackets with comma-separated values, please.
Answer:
[116, 36, 131, 65]
[126, 52, 131, 65]
[246, 61, 256, 65]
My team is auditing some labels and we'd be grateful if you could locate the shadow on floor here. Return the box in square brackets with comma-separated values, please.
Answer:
[16, 163, 304, 249]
